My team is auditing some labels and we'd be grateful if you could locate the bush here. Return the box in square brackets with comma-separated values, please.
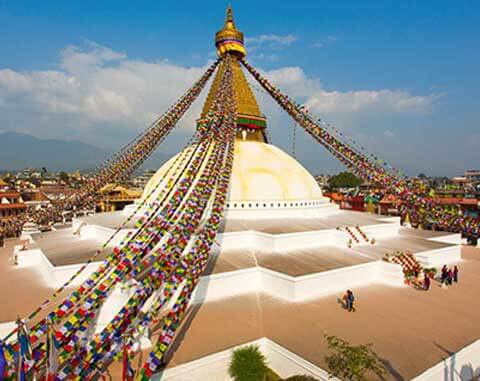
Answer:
[328, 172, 362, 189]
[229, 344, 269, 381]
[266, 368, 281, 381]
[324, 334, 386, 381]
[282, 375, 320, 381]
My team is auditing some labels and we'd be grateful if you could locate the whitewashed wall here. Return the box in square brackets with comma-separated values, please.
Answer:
[191, 260, 405, 304]
[411, 339, 480, 381]
[152, 338, 339, 381]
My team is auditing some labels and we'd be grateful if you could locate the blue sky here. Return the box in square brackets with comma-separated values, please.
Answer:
[0, 0, 479, 175]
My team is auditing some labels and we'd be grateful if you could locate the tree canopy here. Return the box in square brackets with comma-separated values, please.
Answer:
[328, 172, 362, 189]
[324, 335, 386, 381]
[59, 171, 70, 184]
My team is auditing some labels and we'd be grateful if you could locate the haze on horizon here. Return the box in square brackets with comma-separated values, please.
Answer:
[0, 0, 478, 177]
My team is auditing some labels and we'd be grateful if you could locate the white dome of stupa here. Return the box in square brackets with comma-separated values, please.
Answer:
[140, 140, 335, 219]
[129, 8, 338, 220]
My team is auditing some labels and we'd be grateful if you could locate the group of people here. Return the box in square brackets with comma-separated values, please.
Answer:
[420, 264, 459, 291]
[441, 264, 459, 286]
[340, 263, 461, 312]
[417, 264, 459, 291]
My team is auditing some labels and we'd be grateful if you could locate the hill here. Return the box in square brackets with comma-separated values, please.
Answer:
[0, 131, 170, 172]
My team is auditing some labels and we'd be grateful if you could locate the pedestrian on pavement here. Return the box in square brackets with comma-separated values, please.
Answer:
[345, 290, 355, 312]
[453, 265, 459, 283]
[441, 265, 447, 284]
[447, 269, 454, 285]
[423, 273, 430, 291]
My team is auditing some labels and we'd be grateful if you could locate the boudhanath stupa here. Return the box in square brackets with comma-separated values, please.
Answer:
[3, 7, 480, 381]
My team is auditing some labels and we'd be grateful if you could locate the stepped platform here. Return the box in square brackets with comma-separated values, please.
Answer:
[221, 209, 391, 233]
[161, 246, 480, 381]
[75, 209, 394, 234]
[30, 229, 112, 266]
[0, 226, 476, 380]
[23, 227, 456, 275]
[27, 224, 457, 275]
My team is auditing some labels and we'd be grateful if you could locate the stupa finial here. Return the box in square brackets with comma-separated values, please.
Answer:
[215, 5, 246, 57]
[225, 5, 235, 27]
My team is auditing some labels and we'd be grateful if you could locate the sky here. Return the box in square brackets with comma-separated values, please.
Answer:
[0, 0, 479, 176]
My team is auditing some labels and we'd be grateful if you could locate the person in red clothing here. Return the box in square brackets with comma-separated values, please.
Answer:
[423, 272, 431, 291]
[453, 265, 459, 283]
[447, 269, 454, 285]
[441, 265, 448, 284]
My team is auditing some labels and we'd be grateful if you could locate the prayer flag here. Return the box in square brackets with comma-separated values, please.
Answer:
[0, 341, 7, 381]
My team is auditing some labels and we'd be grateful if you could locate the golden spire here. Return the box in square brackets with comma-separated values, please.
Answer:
[200, 6, 267, 142]
[225, 5, 235, 28]
[215, 6, 246, 58]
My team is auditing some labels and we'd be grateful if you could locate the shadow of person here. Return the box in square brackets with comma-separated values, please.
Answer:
[459, 363, 480, 381]
[379, 357, 405, 381]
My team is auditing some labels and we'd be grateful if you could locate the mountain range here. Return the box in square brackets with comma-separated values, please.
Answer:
[0, 131, 170, 172]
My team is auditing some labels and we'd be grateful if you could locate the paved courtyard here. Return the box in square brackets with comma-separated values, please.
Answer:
[1, 237, 478, 380]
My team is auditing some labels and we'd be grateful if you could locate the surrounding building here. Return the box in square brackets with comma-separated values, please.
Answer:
[465, 169, 480, 182]
[97, 184, 142, 212]
[132, 169, 157, 188]
[20, 189, 51, 208]
[0, 191, 26, 219]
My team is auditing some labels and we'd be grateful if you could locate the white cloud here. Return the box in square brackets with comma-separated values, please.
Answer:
[0, 42, 212, 145]
[0, 41, 438, 156]
[246, 34, 298, 62]
[246, 34, 298, 47]
[312, 35, 338, 49]
[260, 66, 437, 116]
[0, 69, 34, 92]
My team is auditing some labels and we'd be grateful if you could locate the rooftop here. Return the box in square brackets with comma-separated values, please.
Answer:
[0, 235, 477, 380]
[30, 229, 112, 266]
[164, 246, 480, 380]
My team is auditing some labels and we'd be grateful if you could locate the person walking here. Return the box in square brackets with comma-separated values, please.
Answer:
[345, 290, 355, 312]
[453, 265, 459, 283]
[441, 265, 447, 284]
[423, 272, 430, 291]
[447, 269, 453, 286]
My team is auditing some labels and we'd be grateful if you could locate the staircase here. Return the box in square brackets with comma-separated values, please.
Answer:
[355, 226, 370, 243]
[387, 251, 422, 273]
[344, 226, 360, 244]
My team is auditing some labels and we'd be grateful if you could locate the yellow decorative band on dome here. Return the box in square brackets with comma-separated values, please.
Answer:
[216, 39, 246, 56]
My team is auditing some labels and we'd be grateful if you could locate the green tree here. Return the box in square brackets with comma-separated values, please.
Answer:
[324, 335, 386, 381]
[229, 345, 269, 381]
[328, 172, 362, 189]
[282, 376, 319, 381]
[59, 171, 70, 184]
[2, 174, 13, 186]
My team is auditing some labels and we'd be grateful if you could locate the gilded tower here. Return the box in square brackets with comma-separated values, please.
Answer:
[200, 6, 268, 142]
